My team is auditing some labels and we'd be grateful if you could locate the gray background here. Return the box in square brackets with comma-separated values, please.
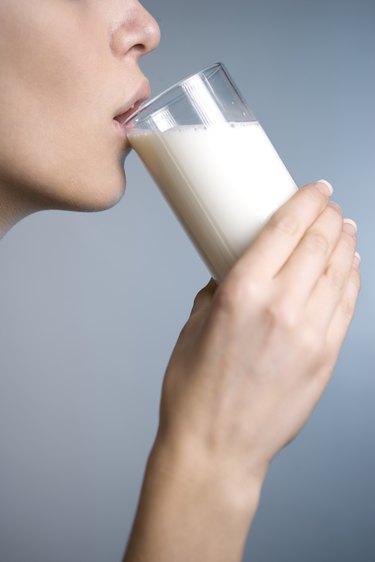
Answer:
[0, 0, 374, 560]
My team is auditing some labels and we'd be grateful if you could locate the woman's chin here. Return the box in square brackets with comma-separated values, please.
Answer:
[75, 184, 126, 213]
[7, 146, 128, 215]
[61, 167, 127, 213]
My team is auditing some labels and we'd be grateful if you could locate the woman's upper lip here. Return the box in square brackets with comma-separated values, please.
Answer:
[113, 80, 151, 126]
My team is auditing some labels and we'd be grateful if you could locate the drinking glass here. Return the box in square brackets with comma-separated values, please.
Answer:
[126, 63, 297, 281]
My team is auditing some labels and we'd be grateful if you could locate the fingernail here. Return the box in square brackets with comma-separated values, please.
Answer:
[316, 179, 334, 196]
[353, 252, 361, 269]
[343, 218, 357, 237]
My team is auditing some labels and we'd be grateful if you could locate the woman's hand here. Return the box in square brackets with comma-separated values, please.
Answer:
[124, 181, 361, 562]
[156, 181, 360, 492]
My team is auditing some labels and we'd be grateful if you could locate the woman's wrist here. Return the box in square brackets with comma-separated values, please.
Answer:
[149, 433, 266, 515]
[124, 435, 266, 562]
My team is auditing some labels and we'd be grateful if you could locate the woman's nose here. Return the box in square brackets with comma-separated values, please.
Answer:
[110, 1, 160, 59]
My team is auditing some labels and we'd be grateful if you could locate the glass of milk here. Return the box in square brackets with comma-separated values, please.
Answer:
[125, 63, 298, 281]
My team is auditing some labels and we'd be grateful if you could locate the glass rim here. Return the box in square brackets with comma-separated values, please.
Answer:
[124, 62, 225, 125]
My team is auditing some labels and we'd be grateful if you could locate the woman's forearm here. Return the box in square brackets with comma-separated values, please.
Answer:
[123, 440, 263, 562]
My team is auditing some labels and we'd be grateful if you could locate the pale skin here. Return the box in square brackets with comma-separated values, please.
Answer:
[0, 2, 361, 562]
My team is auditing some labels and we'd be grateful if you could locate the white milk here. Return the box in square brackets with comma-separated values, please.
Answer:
[128, 122, 297, 280]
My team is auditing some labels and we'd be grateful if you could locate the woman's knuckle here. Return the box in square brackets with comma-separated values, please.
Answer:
[304, 230, 330, 254]
[336, 271, 361, 320]
[341, 230, 356, 251]
[268, 211, 299, 237]
[351, 268, 362, 291]
[219, 273, 263, 311]
[267, 301, 298, 329]
[326, 264, 347, 292]
[341, 295, 356, 320]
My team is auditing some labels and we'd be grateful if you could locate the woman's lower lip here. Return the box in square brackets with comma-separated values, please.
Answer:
[112, 118, 131, 147]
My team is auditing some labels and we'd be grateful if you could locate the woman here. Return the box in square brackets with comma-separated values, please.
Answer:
[0, 1, 361, 561]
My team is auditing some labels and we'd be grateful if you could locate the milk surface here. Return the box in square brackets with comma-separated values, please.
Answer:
[128, 122, 297, 280]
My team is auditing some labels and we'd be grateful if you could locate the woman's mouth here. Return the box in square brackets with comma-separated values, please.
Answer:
[113, 81, 151, 142]
[114, 98, 146, 127]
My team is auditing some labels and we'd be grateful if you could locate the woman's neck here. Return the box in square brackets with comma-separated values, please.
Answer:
[0, 183, 39, 239]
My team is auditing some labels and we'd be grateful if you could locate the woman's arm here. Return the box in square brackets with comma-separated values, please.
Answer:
[124, 181, 360, 562]
[124, 438, 260, 562]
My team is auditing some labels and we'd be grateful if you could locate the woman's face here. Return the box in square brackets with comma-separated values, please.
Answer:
[0, 0, 160, 213]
